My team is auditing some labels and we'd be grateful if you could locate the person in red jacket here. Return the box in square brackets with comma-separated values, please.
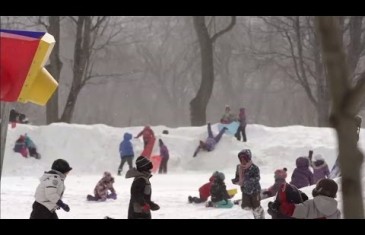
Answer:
[188, 174, 216, 203]
[135, 126, 155, 148]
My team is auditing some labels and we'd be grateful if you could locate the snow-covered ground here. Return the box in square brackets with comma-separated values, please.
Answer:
[1, 123, 364, 219]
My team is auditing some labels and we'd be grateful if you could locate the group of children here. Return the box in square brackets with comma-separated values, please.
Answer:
[27, 119, 342, 219]
[118, 126, 170, 175]
[220, 105, 247, 142]
[189, 149, 265, 218]
[30, 156, 160, 219]
[189, 147, 340, 219]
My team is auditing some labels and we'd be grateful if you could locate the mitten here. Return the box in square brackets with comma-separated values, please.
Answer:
[56, 200, 70, 212]
[149, 202, 160, 211]
[107, 192, 117, 200]
[142, 203, 150, 213]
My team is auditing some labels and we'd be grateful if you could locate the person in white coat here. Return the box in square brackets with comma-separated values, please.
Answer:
[278, 178, 341, 219]
[30, 159, 72, 219]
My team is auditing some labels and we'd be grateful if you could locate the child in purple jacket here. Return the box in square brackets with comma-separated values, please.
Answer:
[290, 157, 314, 189]
[310, 154, 330, 184]
[193, 123, 227, 158]
[158, 139, 169, 174]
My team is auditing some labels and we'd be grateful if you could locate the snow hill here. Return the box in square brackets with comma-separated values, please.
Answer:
[1, 123, 364, 219]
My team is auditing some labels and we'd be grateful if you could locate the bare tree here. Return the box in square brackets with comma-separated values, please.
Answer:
[0, 102, 11, 180]
[255, 16, 365, 127]
[44, 16, 63, 124]
[316, 16, 364, 219]
[59, 16, 123, 123]
[190, 16, 236, 126]
[134, 17, 199, 125]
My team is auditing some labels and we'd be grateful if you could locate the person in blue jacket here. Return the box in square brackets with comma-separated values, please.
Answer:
[118, 132, 134, 176]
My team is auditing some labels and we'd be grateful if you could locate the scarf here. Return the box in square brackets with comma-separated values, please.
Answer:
[238, 161, 252, 186]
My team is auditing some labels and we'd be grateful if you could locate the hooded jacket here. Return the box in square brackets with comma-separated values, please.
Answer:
[119, 133, 134, 158]
[126, 168, 156, 219]
[292, 195, 341, 219]
[290, 157, 314, 189]
[34, 170, 66, 212]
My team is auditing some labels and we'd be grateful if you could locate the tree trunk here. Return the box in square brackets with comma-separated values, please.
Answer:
[0, 102, 10, 180]
[59, 16, 90, 123]
[316, 16, 364, 219]
[336, 116, 364, 218]
[347, 16, 363, 77]
[46, 16, 62, 124]
[316, 87, 330, 127]
[190, 16, 214, 126]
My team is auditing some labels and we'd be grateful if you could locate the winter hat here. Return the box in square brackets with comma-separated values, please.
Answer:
[158, 139, 164, 146]
[213, 171, 225, 181]
[274, 168, 287, 180]
[103, 171, 114, 182]
[51, 159, 72, 174]
[314, 154, 324, 162]
[238, 149, 252, 162]
[312, 179, 338, 198]
[296, 156, 309, 168]
[136, 156, 153, 172]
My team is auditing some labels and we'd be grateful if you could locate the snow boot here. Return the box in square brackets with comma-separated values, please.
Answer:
[87, 194, 98, 201]
[253, 206, 265, 219]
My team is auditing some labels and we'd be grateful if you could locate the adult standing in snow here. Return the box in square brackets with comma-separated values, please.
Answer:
[158, 139, 169, 174]
[232, 149, 265, 219]
[235, 107, 247, 142]
[193, 123, 227, 158]
[126, 156, 160, 219]
[135, 126, 155, 148]
[136, 126, 156, 159]
[30, 159, 72, 219]
[118, 132, 134, 176]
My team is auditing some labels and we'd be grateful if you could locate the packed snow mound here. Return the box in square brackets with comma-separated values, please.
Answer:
[2, 123, 365, 219]
[3, 122, 359, 177]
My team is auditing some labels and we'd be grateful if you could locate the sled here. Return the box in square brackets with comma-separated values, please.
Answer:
[151, 155, 162, 173]
[141, 137, 156, 159]
[227, 188, 238, 197]
[218, 121, 239, 135]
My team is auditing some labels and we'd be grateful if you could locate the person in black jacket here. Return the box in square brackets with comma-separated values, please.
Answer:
[206, 171, 233, 208]
[125, 156, 160, 219]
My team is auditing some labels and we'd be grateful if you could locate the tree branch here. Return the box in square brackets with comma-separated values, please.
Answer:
[347, 71, 365, 115]
[211, 16, 236, 43]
